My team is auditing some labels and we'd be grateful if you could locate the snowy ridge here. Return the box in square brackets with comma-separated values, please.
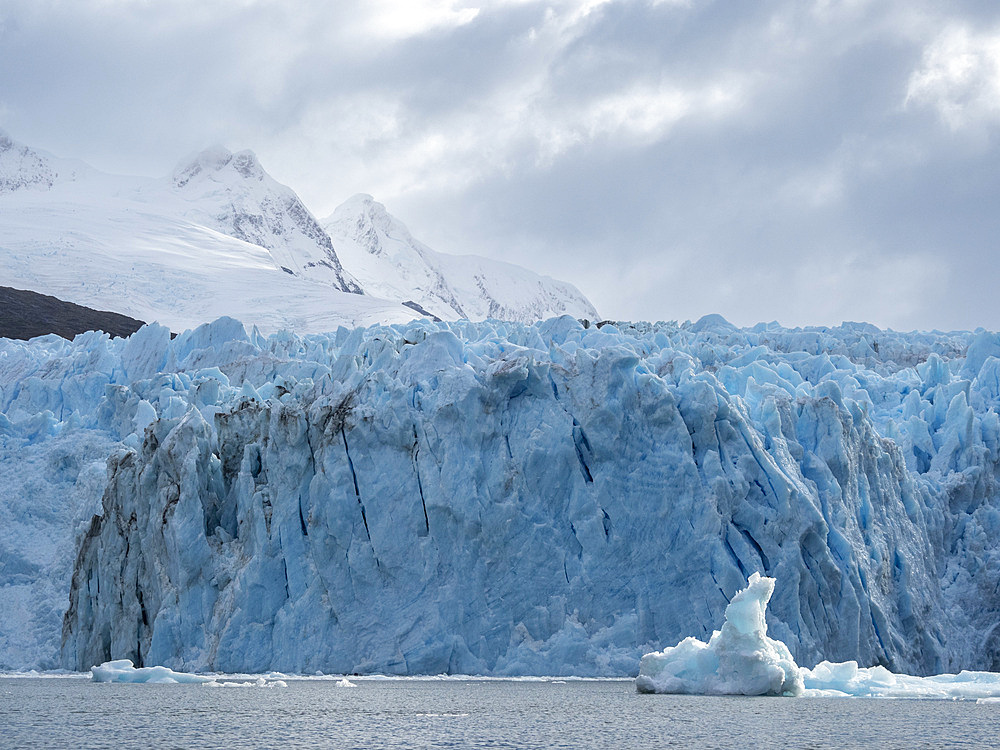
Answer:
[3, 314, 1000, 675]
[0, 130, 91, 193]
[0, 133, 598, 332]
[163, 146, 361, 294]
[324, 194, 598, 323]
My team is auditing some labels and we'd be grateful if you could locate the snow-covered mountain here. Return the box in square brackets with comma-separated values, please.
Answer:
[325, 194, 598, 323]
[0, 130, 93, 192]
[0, 131, 597, 334]
[161, 147, 361, 294]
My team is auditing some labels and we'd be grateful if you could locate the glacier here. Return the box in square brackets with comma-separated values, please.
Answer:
[3, 314, 1000, 677]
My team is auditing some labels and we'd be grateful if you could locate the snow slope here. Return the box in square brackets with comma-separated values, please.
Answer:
[4, 313, 1000, 676]
[324, 194, 598, 323]
[156, 146, 361, 294]
[0, 132, 597, 333]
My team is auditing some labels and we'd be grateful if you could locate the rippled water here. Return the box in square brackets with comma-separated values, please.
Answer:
[3, 676, 1000, 749]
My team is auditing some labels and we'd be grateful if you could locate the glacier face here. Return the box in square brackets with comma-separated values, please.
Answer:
[4, 315, 1000, 676]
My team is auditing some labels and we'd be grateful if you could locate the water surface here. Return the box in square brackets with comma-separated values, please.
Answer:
[3, 677, 999, 748]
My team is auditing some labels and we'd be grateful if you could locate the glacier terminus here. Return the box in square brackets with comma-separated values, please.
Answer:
[3, 313, 1000, 679]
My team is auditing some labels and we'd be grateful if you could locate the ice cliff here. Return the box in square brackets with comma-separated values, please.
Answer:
[3, 314, 1000, 676]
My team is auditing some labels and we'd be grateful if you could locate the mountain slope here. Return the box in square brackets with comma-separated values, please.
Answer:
[0, 286, 147, 340]
[0, 133, 599, 334]
[325, 194, 599, 323]
[0, 130, 92, 193]
[160, 147, 361, 294]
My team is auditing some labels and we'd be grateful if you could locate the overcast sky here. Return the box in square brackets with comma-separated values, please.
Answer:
[2, 0, 999, 331]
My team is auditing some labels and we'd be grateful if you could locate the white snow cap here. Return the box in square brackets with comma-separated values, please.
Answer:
[172, 146, 264, 188]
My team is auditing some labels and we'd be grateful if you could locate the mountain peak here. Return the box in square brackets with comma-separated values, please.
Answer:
[322, 195, 599, 322]
[172, 146, 264, 189]
[331, 193, 406, 244]
[0, 130, 61, 193]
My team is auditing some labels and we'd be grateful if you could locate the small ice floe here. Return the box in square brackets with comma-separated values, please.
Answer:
[637, 574, 1000, 700]
[91, 659, 213, 684]
[203, 677, 288, 688]
[91, 660, 286, 687]
[802, 660, 1000, 699]
[336, 678, 358, 687]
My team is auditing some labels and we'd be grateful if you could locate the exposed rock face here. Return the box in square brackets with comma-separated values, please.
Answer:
[0, 286, 147, 340]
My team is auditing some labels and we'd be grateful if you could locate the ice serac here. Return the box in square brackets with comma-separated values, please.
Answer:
[636, 573, 803, 695]
[33, 316, 1000, 677]
[324, 194, 599, 323]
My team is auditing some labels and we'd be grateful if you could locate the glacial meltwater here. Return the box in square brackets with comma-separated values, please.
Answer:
[3, 677, 1000, 749]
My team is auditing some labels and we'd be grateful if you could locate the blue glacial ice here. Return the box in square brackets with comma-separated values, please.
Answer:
[2, 314, 1000, 677]
[638, 573, 1000, 699]
[90, 658, 287, 687]
[91, 658, 214, 684]
[636, 572, 803, 695]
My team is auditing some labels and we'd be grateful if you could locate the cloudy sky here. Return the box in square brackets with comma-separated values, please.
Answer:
[2, 0, 999, 331]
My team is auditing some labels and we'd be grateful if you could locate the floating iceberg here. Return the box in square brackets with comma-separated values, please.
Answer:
[91, 659, 287, 687]
[203, 677, 288, 688]
[802, 660, 1000, 699]
[90, 659, 213, 684]
[638, 575, 1000, 700]
[636, 573, 803, 695]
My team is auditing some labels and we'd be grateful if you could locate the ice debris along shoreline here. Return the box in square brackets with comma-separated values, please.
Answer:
[637, 574, 1000, 699]
[91, 659, 286, 687]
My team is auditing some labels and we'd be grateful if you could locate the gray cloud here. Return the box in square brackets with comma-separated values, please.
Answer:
[3, 0, 1000, 330]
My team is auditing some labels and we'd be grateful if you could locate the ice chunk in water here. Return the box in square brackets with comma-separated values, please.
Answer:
[90, 659, 213, 684]
[638, 574, 1000, 699]
[636, 573, 803, 696]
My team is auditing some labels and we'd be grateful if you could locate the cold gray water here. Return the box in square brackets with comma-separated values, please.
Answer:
[3, 677, 1000, 749]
